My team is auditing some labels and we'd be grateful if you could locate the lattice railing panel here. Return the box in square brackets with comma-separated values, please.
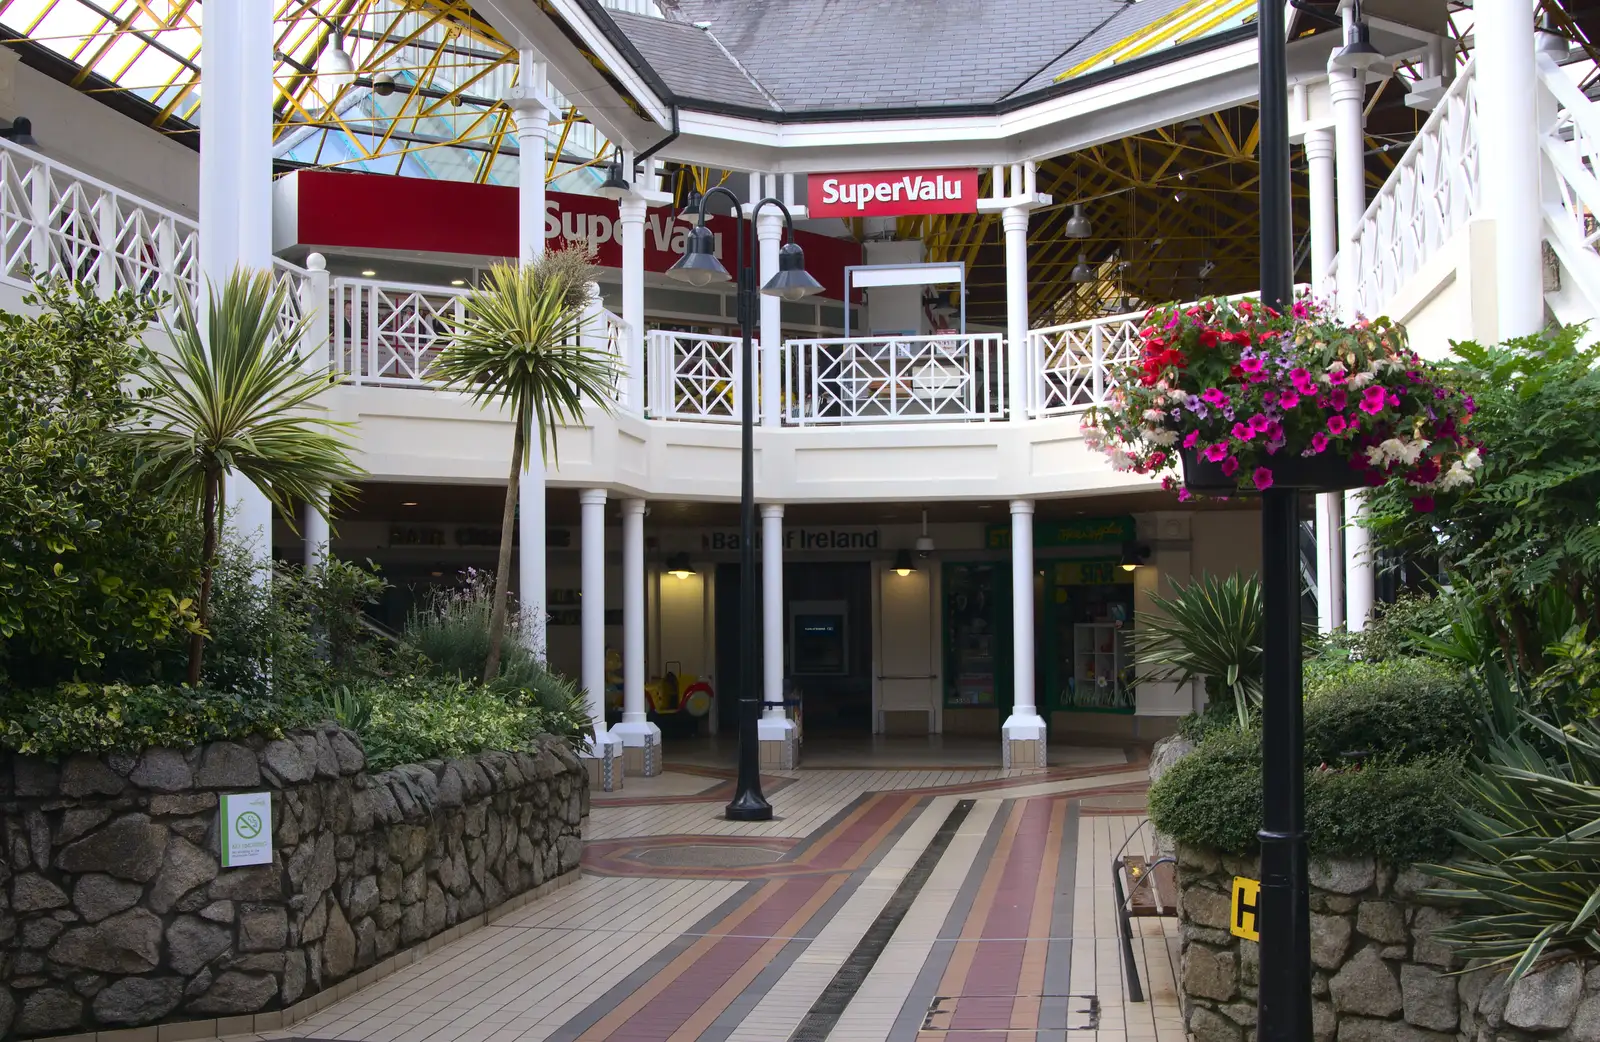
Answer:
[1027, 317, 1143, 416]
[647, 330, 749, 422]
[785, 334, 1006, 425]
[334, 278, 465, 386]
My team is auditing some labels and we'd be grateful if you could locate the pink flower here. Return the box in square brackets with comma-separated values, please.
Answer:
[1183, 430, 1200, 449]
[1203, 442, 1229, 462]
[1201, 388, 1230, 407]
[1329, 368, 1348, 385]
[1329, 388, 1348, 411]
[1359, 386, 1388, 415]
[1232, 422, 1256, 441]
[1292, 301, 1310, 319]
[1240, 356, 1266, 376]
[1221, 456, 1240, 477]
[1278, 391, 1301, 409]
[1248, 413, 1271, 434]
[1327, 415, 1348, 435]
[1253, 467, 1274, 490]
[1177, 488, 1192, 502]
[1310, 431, 1329, 454]
[1289, 367, 1313, 388]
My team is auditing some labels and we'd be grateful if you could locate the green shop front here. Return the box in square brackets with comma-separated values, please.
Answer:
[942, 515, 1146, 737]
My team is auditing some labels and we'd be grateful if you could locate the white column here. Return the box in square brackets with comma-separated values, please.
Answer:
[511, 51, 551, 660]
[1480, 0, 1544, 339]
[579, 489, 620, 754]
[200, 0, 272, 568]
[757, 210, 783, 427]
[1344, 491, 1375, 631]
[618, 198, 647, 412]
[1329, 64, 1367, 319]
[1002, 207, 1031, 421]
[757, 504, 797, 764]
[1306, 126, 1344, 633]
[302, 502, 329, 573]
[611, 499, 660, 771]
[1002, 500, 1045, 764]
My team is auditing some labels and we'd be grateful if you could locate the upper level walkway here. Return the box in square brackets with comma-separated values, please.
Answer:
[185, 749, 1173, 1042]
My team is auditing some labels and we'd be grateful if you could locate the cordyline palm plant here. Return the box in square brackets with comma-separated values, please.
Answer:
[1420, 715, 1600, 982]
[432, 249, 619, 682]
[1133, 573, 1263, 729]
[132, 268, 362, 685]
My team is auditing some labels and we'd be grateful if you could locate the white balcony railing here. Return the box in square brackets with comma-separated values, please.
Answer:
[1026, 315, 1144, 416]
[783, 334, 1007, 425]
[1344, 58, 1479, 318]
[1536, 52, 1600, 314]
[0, 136, 200, 302]
[647, 329, 752, 422]
[331, 277, 465, 387]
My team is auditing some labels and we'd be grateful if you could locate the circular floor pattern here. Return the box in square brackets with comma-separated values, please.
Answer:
[629, 843, 789, 869]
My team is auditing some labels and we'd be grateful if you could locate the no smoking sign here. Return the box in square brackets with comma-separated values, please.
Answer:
[221, 791, 273, 867]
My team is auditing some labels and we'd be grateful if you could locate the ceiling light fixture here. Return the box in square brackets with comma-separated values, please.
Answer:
[451, 278, 466, 286]
[893, 549, 916, 577]
[361, 269, 377, 277]
[401, 501, 418, 507]
[666, 552, 696, 579]
[1070, 255, 1094, 283]
[1331, 1, 1382, 71]
[0, 116, 36, 146]
[597, 154, 631, 200]
[1120, 541, 1151, 571]
[1065, 204, 1092, 238]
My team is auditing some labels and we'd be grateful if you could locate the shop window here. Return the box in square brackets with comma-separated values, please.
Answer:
[942, 562, 1010, 709]
[1044, 560, 1136, 713]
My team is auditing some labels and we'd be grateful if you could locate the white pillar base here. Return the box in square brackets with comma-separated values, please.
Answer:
[1001, 712, 1048, 769]
[581, 731, 626, 792]
[610, 720, 663, 777]
[757, 716, 800, 771]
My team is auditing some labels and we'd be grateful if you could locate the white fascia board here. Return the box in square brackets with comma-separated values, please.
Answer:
[850, 263, 964, 288]
[660, 34, 1336, 173]
[472, 0, 670, 149]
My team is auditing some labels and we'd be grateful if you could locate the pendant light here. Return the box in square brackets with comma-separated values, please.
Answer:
[666, 553, 696, 579]
[893, 550, 916, 577]
[1332, 1, 1382, 71]
[597, 154, 631, 200]
[1065, 204, 1092, 239]
[1070, 254, 1094, 284]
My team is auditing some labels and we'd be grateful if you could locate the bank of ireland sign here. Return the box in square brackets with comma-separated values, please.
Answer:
[220, 792, 273, 867]
[808, 169, 980, 218]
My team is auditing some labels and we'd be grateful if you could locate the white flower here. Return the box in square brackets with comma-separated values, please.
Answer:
[1147, 428, 1178, 446]
[1440, 460, 1476, 491]
[1464, 447, 1483, 471]
[1378, 437, 1426, 466]
[1142, 409, 1166, 423]
[1364, 445, 1386, 466]
[1347, 371, 1375, 390]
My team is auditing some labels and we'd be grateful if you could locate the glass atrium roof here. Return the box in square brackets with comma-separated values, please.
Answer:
[0, 0, 617, 188]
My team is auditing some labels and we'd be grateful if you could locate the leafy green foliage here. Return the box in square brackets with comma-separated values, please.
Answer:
[0, 682, 309, 756]
[1420, 716, 1600, 981]
[1365, 328, 1600, 670]
[0, 279, 201, 688]
[340, 675, 581, 772]
[1134, 573, 1262, 728]
[1152, 657, 1478, 864]
[1303, 658, 1483, 765]
[432, 249, 619, 682]
[131, 267, 364, 682]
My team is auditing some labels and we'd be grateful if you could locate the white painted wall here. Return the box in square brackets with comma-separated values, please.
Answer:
[877, 564, 936, 732]
[656, 570, 707, 678]
[0, 52, 199, 216]
[861, 239, 926, 335]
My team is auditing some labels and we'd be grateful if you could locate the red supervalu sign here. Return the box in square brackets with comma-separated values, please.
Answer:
[807, 169, 980, 218]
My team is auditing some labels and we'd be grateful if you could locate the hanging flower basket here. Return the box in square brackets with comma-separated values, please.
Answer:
[1082, 296, 1480, 509]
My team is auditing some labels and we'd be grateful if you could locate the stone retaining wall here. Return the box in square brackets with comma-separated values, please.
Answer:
[1175, 844, 1599, 1042]
[0, 727, 588, 1037]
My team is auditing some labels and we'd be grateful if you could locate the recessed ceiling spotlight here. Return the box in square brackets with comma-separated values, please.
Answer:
[451, 278, 466, 286]
[361, 269, 377, 277]
[401, 501, 418, 506]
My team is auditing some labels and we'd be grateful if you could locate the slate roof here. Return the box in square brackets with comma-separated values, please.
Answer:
[595, 0, 1255, 117]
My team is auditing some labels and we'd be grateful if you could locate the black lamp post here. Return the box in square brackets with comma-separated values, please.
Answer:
[666, 187, 822, 821]
[1256, 3, 1312, 1041]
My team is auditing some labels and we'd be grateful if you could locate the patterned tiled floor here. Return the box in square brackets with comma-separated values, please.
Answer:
[220, 747, 1184, 1042]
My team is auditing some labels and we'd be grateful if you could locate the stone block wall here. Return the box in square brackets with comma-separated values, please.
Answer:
[0, 726, 588, 1037]
[1176, 843, 1600, 1042]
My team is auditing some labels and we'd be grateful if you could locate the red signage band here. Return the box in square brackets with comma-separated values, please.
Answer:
[807, 169, 980, 218]
[289, 171, 862, 302]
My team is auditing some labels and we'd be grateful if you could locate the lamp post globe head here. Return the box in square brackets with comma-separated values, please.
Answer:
[1332, 20, 1382, 71]
[665, 224, 731, 287]
[596, 157, 631, 200]
[1065, 204, 1092, 239]
[677, 187, 704, 223]
[761, 242, 824, 301]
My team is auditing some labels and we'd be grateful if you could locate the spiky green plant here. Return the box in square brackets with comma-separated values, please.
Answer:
[131, 267, 362, 684]
[1133, 573, 1263, 729]
[431, 250, 619, 682]
[1420, 715, 1600, 982]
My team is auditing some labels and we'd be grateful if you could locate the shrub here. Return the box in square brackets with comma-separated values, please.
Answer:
[340, 675, 571, 772]
[1303, 657, 1483, 765]
[0, 682, 309, 757]
[1149, 734, 1466, 865]
[0, 280, 202, 688]
[1134, 573, 1264, 729]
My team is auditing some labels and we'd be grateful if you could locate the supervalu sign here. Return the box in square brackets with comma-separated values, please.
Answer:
[808, 169, 980, 218]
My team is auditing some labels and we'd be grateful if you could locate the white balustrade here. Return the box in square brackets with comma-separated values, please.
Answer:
[332, 277, 465, 387]
[1341, 60, 1479, 318]
[1536, 53, 1600, 312]
[784, 334, 1006, 425]
[647, 329, 753, 422]
[0, 137, 200, 302]
[1027, 316, 1144, 416]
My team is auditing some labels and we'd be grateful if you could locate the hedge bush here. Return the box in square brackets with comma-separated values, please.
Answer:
[1303, 658, 1482, 765]
[0, 682, 310, 757]
[1149, 733, 1466, 865]
[1152, 656, 1479, 865]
